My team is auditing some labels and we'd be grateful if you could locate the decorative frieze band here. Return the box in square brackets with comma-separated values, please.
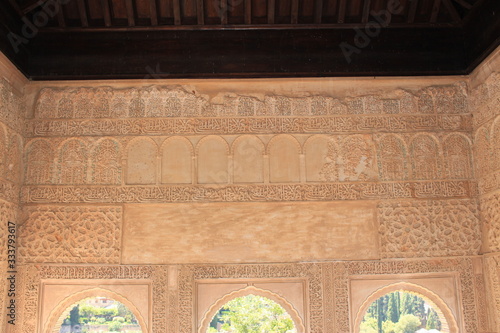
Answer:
[25, 115, 472, 137]
[21, 181, 477, 203]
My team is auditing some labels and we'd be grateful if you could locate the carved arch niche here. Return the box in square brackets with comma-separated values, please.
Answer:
[126, 137, 157, 185]
[442, 134, 473, 179]
[197, 136, 229, 184]
[232, 135, 265, 183]
[410, 134, 442, 180]
[268, 134, 301, 183]
[376, 134, 409, 181]
[25, 139, 54, 184]
[304, 135, 329, 182]
[161, 137, 193, 184]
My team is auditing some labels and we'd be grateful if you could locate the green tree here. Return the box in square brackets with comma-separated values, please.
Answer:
[394, 314, 421, 333]
[426, 308, 441, 330]
[214, 295, 295, 333]
[387, 292, 400, 323]
[400, 293, 412, 316]
[69, 305, 80, 325]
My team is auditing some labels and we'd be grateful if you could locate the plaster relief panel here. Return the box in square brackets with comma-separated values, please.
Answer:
[443, 134, 473, 179]
[340, 134, 377, 181]
[25, 139, 54, 184]
[122, 201, 379, 264]
[268, 135, 300, 183]
[57, 139, 88, 184]
[232, 135, 264, 183]
[376, 134, 409, 181]
[126, 138, 157, 184]
[18, 205, 122, 263]
[410, 134, 441, 180]
[197, 136, 229, 184]
[378, 199, 481, 258]
[161, 137, 193, 184]
[5, 133, 22, 183]
[90, 138, 122, 185]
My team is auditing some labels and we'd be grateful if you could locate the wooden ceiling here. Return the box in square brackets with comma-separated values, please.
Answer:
[0, 0, 499, 79]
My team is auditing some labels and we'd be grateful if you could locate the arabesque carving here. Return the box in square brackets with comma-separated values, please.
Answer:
[21, 180, 476, 203]
[18, 206, 122, 263]
[378, 200, 481, 258]
[24, 114, 472, 137]
[33, 84, 469, 119]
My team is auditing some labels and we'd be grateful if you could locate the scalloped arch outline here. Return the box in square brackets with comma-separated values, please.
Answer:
[198, 286, 305, 333]
[44, 287, 148, 333]
[353, 282, 459, 333]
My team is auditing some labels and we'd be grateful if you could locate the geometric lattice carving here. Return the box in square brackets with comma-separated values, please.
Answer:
[18, 206, 122, 263]
[378, 199, 481, 258]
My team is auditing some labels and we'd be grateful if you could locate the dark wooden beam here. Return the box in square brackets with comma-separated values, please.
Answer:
[452, 0, 472, 10]
[149, 0, 158, 25]
[338, 0, 346, 23]
[430, 0, 441, 23]
[291, 0, 299, 24]
[408, 0, 418, 23]
[20, 0, 48, 14]
[25, 27, 468, 80]
[441, 0, 461, 23]
[76, 0, 89, 27]
[362, 0, 371, 23]
[313, 0, 323, 24]
[267, 0, 275, 24]
[196, 0, 204, 25]
[56, 9, 66, 27]
[244, 0, 252, 24]
[125, 0, 136, 26]
[173, 0, 181, 25]
[6, 0, 23, 16]
[221, 0, 228, 24]
[100, 0, 112, 27]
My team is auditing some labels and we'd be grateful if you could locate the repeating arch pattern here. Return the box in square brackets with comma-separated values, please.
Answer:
[21, 133, 475, 185]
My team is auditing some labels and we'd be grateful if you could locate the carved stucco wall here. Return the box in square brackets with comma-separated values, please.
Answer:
[0, 48, 499, 332]
[471, 50, 500, 332]
[0, 62, 26, 332]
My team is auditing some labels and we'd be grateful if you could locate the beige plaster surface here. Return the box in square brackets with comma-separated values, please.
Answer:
[122, 201, 379, 264]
